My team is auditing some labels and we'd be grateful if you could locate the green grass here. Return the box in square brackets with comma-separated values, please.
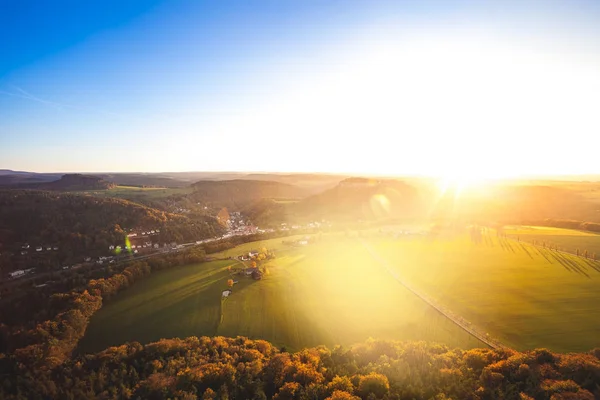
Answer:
[370, 231, 600, 352]
[505, 225, 600, 256]
[80, 229, 600, 354]
[79, 234, 481, 353]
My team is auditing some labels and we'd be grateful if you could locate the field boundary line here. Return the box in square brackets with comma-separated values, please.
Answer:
[361, 240, 507, 350]
[503, 233, 600, 263]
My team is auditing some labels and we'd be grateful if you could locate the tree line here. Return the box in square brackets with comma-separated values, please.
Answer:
[0, 247, 207, 364]
[1, 336, 599, 399]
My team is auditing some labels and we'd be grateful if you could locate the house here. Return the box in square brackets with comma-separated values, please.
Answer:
[34, 283, 47, 288]
[150, 230, 155, 234]
[22, 244, 30, 249]
[21, 251, 27, 255]
[155, 229, 160, 233]
[53, 246, 58, 251]
[46, 246, 51, 251]
[84, 257, 92, 262]
[154, 243, 159, 249]
[109, 245, 115, 250]
[62, 266, 70, 270]
[9, 270, 25, 278]
[36, 246, 42, 252]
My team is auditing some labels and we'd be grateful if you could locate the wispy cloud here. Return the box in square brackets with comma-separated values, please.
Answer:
[0, 84, 128, 119]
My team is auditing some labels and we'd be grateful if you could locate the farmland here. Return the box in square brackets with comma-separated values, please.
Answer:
[505, 225, 600, 256]
[80, 228, 600, 354]
[79, 234, 481, 353]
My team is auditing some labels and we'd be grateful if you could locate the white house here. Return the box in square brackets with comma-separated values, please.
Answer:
[53, 246, 58, 251]
[36, 246, 42, 252]
[109, 245, 115, 250]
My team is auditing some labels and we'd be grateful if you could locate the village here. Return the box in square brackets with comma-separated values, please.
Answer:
[6, 210, 326, 288]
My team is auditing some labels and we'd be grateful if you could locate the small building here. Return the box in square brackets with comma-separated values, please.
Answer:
[22, 244, 30, 249]
[36, 246, 42, 252]
[20, 251, 27, 255]
[53, 246, 58, 251]
[109, 245, 115, 250]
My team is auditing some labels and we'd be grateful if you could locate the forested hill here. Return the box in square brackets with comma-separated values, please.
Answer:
[295, 178, 424, 221]
[0, 174, 116, 191]
[39, 174, 115, 190]
[189, 179, 308, 209]
[0, 190, 223, 264]
[3, 336, 599, 399]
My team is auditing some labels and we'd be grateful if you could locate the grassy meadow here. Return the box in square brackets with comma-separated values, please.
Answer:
[79, 234, 481, 353]
[80, 227, 600, 354]
[505, 225, 600, 256]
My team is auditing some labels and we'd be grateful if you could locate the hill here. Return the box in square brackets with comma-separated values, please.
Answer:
[296, 177, 425, 221]
[0, 190, 223, 272]
[0, 170, 63, 186]
[40, 174, 115, 191]
[0, 174, 116, 191]
[242, 177, 429, 225]
[189, 179, 308, 209]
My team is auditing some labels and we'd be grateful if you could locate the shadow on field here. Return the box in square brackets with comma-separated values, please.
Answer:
[582, 257, 600, 273]
[518, 243, 534, 259]
[533, 246, 553, 264]
[548, 251, 591, 278]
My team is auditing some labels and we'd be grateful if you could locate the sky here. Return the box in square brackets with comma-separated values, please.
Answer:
[1, 0, 600, 179]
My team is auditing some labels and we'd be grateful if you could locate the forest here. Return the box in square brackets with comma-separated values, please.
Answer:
[0, 190, 223, 274]
[2, 336, 600, 399]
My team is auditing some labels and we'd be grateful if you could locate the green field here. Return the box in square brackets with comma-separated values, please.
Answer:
[80, 229, 600, 354]
[79, 234, 482, 353]
[505, 225, 600, 256]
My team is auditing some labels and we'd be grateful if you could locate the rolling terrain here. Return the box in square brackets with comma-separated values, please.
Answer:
[79, 234, 481, 353]
[81, 227, 600, 354]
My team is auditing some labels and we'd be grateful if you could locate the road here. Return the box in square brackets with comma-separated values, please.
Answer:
[361, 240, 506, 350]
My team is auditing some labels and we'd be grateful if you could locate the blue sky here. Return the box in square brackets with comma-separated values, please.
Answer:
[2, 0, 600, 177]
